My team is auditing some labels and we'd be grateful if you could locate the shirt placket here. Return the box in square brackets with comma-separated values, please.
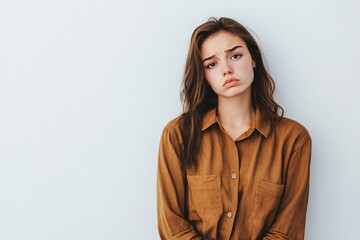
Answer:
[223, 136, 240, 239]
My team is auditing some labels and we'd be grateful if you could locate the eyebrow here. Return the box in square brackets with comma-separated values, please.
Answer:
[202, 45, 243, 63]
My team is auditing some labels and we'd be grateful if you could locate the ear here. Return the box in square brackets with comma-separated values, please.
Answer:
[252, 60, 256, 68]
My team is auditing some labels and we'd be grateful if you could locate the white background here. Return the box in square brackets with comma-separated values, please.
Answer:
[0, 0, 359, 239]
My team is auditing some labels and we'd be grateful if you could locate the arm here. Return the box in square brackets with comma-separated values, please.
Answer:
[157, 126, 202, 240]
[263, 138, 312, 240]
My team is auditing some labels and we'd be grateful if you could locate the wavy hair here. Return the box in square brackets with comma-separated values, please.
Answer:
[179, 17, 283, 169]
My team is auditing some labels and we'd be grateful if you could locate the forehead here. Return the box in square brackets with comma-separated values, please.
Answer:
[200, 31, 247, 57]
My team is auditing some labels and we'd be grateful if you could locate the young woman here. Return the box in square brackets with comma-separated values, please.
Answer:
[157, 17, 311, 240]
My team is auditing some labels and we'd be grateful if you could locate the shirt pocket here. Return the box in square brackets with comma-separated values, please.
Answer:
[250, 180, 284, 231]
[186, 175, 222, 219]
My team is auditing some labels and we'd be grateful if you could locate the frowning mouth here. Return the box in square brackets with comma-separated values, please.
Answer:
[223, 78, 239, 87]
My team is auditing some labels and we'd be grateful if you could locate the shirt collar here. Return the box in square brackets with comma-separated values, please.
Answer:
[201, 107, 271, 138]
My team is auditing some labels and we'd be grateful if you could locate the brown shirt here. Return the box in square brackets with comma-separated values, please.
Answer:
[157, 108, 311, 240]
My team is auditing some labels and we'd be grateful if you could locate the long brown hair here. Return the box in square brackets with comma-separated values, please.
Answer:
[179, 17, 283, 169]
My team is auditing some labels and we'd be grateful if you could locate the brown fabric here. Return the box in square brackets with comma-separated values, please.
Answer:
[157, 108, 311, 240]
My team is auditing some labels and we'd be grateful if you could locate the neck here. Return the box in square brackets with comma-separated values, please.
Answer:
[217, 90, 254, 125]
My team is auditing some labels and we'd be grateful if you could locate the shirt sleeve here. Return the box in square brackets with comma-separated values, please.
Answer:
[157, 126, 202, 240]
[263, 137, 312, 240]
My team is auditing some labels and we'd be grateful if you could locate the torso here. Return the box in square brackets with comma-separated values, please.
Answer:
[163, 108, 311, 239]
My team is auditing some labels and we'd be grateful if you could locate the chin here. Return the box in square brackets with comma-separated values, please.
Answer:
[225, 87, 251, 98]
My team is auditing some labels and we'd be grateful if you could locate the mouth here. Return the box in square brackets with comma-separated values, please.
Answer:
[223, 78, 239, 86]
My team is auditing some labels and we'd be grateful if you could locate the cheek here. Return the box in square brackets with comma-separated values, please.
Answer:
[236, 60, 254, 75]
[204, 70, 216, 84]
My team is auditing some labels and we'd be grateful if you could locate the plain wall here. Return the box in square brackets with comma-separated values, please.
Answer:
[0, 0, 359, 239]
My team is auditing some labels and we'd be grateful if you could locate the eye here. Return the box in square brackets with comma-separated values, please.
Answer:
[206, 62, 216, 69]
[230, 54, 242, 60]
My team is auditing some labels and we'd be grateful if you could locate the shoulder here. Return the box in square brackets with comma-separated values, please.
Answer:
[274, 117, 311, 151]
[162, 115, 182, 134]
[160, 115, 183, 144]
[276, 117, 310, 137]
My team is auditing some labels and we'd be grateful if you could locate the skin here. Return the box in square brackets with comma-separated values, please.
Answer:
[200, 30, 257, 141]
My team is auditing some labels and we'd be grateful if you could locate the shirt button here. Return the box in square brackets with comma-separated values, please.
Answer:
[231, 172, 237, 179]
[227, 211, 232, 218]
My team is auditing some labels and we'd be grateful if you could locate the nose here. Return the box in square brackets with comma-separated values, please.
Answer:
[222, 62, 233, 76]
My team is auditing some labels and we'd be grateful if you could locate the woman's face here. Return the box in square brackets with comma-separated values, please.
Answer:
[200, 31, 256, 100]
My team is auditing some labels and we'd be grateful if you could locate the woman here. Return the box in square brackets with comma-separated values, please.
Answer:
[157, 17, 311, 240]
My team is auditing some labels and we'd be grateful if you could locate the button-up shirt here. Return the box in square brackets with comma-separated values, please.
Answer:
[157, 107, 311, 240]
